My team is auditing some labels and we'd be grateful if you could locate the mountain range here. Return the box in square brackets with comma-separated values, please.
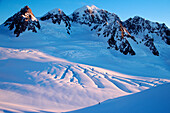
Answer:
[3, 5, 170, 56]
[0, 5, 170, 113]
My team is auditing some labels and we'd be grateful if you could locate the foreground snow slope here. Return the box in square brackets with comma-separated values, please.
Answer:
[1, 47, 169, 112]
[67, 83, 170, 113]
[0, 18, 170, 112]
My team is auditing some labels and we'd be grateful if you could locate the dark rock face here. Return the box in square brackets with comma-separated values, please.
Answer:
[70, 5, 135, 55]
[107, 21, 136, 55]
[3, 6, 40, 37]
[91, 15, 121, 37]
[123, 16, 170, 56]
[108, 34, 136, 55]
[143, 35, 159, 56]
[40, 9, 71, 34]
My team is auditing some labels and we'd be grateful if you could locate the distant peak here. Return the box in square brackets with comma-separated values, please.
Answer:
[21, 5, 33, 14]
[80, 5, 91, 10]
[85, 5, 91, 9]
[90, 5, 99, 10]
[133, 16, 146, 20]
[83, 5, 99, 10]
[18, 6, 38, 21]
[3, 5, 40, 37]
[24, 5, 29, 9]
[48, 8, 63, 14]
[74, 5, 99, 13]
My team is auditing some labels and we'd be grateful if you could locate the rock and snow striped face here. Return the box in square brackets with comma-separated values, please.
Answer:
[70, 5, 120, 26]
[40, 8, 71, 34]
[3, 5, 40, 37]
[122, 16, 170, 56]
[123, 16, 170, 45]
[2, 5, 170, 56]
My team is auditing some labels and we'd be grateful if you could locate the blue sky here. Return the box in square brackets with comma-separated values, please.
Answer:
[0, 0, 170, 27]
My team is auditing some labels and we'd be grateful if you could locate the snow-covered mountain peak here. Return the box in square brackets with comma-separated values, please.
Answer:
[3, 5, 40, 37]
[133, 16, 143, 19]
[43, 8, 63, 16]
[90, 5, 99, 10]
[74, 5, 99, 14]
[40, 8, 71, 34]
[20, 5, 37, 21]
[127, 16, 146, 25]
[123, 15, 170, 44]
[71, 5, 120, 27]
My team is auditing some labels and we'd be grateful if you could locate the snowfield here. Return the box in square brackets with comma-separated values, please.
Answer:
[67, 83, 170, 113]
[1, 46, 169, 112]
[0, 16, 170, 112]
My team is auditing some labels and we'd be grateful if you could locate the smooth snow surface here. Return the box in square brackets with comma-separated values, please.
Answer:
[67, 83, 170, 113]
[0, 19, 170, 112]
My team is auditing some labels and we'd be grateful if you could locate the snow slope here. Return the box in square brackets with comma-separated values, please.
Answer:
[0, 46, 169, 113]
[67, 83, 170, 113]
[0, 9, 170, 112]
[1, 21, 170, 78]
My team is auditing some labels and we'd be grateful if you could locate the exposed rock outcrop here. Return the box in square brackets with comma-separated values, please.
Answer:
[4, 6, 40, 37]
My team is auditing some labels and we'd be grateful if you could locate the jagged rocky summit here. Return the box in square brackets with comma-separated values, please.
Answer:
[69, 5, 170, 56]
[40, 8, 71, 34]
[3, 6, 40, 37]
[123, 16, 170, 56]
[2, 5, 170, 56]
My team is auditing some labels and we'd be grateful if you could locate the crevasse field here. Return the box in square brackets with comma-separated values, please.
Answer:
[0, 21, 170, 113]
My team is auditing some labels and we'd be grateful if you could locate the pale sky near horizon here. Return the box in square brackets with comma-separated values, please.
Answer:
[0, 0, 170, 27]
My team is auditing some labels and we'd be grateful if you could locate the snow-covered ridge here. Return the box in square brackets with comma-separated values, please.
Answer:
[69, 5, 170, 56]
[2, 5, 170, 56]
[73, 5, 99, 14]
[47, 8, 62, 15]
[71, 5, 120, 26]
[122, 16, 170, 56]
[123, 16, 170, 45]
[40, 8, 71, 34]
